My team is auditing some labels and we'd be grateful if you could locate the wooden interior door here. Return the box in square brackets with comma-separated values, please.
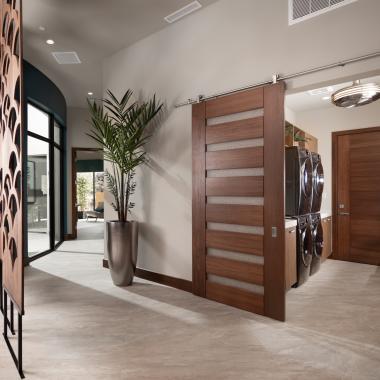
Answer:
[333, 127, 380, 265]
[192, 83, 286, 321]
[0, 0, 24, 314]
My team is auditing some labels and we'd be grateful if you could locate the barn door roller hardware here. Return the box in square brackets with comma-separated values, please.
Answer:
[175, 51, 380, 108]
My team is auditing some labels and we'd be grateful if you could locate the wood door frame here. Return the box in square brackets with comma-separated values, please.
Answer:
[263, 83, 286, 321]
[192, 102, 206, 297]
[332, 126, 380, 260]
[70, 147, 102, 240]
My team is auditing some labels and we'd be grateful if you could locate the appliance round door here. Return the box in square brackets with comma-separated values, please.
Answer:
[301, 158, 313, 199]
[313, 162, 324, 197]
[301, 226, 313, 267]
[313, 221, 324, 257]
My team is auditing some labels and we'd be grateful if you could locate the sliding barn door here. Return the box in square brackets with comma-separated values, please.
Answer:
[0, 0, 24, 314]
[192, 83, 285, 321]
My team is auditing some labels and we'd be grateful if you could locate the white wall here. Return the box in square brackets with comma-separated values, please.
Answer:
[288, 102, 380, 215]
[285, 106, 298, 126]
[102, 0, 380, 280]
[66, 107, 99, 234]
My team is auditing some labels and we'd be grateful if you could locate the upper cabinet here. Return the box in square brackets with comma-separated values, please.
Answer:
[285, 122, 318, 153]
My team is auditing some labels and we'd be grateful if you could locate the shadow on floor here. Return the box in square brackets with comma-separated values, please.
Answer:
[3, 259, 377, 380]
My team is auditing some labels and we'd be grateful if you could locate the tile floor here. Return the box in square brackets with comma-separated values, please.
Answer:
[0, 221, 379, 379]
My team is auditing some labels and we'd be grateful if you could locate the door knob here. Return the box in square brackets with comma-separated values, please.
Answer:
[338, 212, 350, 216]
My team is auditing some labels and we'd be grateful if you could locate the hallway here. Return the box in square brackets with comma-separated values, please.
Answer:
[1, 236, 379, 379]
[63, 219, 104, 255]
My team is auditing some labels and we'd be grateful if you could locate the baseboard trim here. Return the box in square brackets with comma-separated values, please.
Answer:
[136, 268, 192, 293]
[102, 259, 192, 293]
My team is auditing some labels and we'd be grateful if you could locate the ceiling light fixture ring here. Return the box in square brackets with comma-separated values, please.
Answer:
[331, 81, 380, 108]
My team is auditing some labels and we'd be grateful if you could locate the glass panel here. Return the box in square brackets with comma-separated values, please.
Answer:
[27, 136, 50, 256]
[54, 121, 61, 145]
[54, 148, 62, 244]
[27, 104, 49, 138]
[94, 172, 104, 213]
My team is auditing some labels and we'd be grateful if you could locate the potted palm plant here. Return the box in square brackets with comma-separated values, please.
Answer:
[76, 176, 90, 219]
[88, 90, 163, 286]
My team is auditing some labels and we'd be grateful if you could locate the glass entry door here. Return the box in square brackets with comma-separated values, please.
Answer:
[27, 136, 50, 256]
[27, 104, 64, 260]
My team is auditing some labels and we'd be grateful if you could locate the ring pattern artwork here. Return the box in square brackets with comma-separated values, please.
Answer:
[0, 0, 24, 314]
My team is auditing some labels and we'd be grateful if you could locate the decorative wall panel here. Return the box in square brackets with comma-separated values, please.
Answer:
[0, 0, 24, 314]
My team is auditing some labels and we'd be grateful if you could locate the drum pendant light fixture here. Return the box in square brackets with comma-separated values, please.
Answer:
[331, 80, 380, 108]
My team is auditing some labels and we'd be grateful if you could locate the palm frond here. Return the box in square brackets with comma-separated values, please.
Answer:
[87, 90, 163, 222]
[104, 170, 119, 212]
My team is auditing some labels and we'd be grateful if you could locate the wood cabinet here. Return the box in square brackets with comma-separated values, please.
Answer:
[322, 217, 332, 261]
[285, 226, 297, 290]
[304, 132, 318, 153]
[285, 122, 318, 153]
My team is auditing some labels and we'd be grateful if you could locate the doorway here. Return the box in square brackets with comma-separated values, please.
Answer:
[284, 74, 380, 293]
[283, 75, 380, 357]
[332, 126, 380, 265]
[71, 148, 104, 240]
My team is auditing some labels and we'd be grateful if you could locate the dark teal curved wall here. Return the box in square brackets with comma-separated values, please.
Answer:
[23, 60, 67, 125]
[77, 160, 104, 173]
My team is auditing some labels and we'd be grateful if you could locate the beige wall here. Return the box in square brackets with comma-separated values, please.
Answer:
[287, 102, 380, 215]
[66, 107, 99, 234]
[102, 0, 380, 280]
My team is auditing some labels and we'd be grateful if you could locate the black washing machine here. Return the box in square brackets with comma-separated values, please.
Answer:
[311, 152, 324, 213]
[309, 213, 324, 275]
[286, 147, 313, 216]
[295, 215, 313, 287]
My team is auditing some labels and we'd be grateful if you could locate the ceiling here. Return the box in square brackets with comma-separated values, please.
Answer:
[286, 75, 380, 113]
[23, 0, 219, 108]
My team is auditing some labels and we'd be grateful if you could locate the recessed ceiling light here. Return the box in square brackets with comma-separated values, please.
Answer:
[87, 92, 94, 96]
[46, 39, 55, 45]
[39, 26, 46, 31]
[322, 96, 330, 100]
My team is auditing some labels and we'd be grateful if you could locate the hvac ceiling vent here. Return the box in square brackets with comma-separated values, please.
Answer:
[52, 51, 81, 64]
[164, 1, 202, 24]
[308, 86, 334, 96]
[289, 0, 357, 25]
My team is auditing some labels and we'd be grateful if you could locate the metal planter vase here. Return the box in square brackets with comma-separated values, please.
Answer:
[106, 221, 138, 286]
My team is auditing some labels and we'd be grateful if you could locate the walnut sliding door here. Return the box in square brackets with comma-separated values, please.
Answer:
[192, 83, 285, 321]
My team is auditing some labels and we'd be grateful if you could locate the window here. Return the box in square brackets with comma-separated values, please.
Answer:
[26, 104, 64, 260]
[27, 104, 49, 138]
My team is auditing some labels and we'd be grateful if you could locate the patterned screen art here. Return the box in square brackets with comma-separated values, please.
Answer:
[0, 0, 24, 314]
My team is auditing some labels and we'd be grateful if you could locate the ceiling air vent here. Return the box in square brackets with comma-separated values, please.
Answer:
[289, 0, 357, 25]
[164, 1, 202, 24]
[52, 51, 81, 64]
